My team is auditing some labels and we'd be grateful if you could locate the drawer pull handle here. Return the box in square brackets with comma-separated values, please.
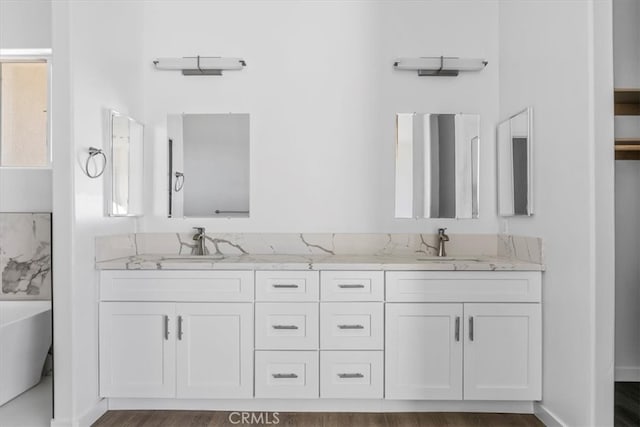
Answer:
[164, 315, 170, 340]
[338, 373, 364, 379]
[272, 373, 298, 379]
[455, 316, 460, 342]
[272, 284, 299, 289]
[338, 284, 365, 289]
[177, 315, 184, 340]
[272, 325, 299, 330]
[338, 324, 364, 330]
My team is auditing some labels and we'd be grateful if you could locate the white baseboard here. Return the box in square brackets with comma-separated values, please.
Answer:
[76, 399, 108, 427]
[615, 366, 640, 382]
[108, 398, 534, 413]
[50, 419, 70, 427]
[534, 402, 566, 427]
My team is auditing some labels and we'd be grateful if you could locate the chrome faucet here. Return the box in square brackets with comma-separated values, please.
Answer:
[437, 228, 450, 257]
[192, 227, 207, 256]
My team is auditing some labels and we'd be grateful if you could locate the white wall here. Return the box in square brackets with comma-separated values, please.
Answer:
[0, 169, 51, 211]
[0, 0, 51, 49]
[499, 1, 614, 425]
[613, 0, 640, 382]
[51, 0, 144, 425]
[140, 0, 500, 234]
[0, 0, 52, 213]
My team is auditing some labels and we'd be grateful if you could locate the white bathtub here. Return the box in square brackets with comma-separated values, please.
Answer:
[0, 301, 52, 406]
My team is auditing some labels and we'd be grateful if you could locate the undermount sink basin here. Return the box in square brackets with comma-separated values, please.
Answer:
[415, 257, 481, 262]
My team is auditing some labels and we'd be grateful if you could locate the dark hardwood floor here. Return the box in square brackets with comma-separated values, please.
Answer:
[90, 383, 640, 426]
[615, 382, 640, 427]
[92, 411, 544, 427]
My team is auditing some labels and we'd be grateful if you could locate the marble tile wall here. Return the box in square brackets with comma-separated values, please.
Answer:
[0, 213, 52, 300]
[497, 234, 544, 264]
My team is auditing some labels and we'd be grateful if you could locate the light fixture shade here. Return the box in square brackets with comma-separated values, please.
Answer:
[394, 57, 487, 76]
[153, 56, 246, 75]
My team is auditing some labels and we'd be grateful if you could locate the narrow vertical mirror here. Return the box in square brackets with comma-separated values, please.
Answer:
[395, 113, 479, 219]
[168, 113, 250, 218]
[497, 107, 533, 216]
[108, 111, 144, 216]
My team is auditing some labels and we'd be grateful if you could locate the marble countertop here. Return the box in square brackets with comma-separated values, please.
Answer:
[95, 253, 544, 271]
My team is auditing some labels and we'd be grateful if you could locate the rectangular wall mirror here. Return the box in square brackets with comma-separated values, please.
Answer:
[497, 107, 533, 216]
[395, 113, 479, 219]
[107, 110, 144, 216]
[167, 113, 250, 218]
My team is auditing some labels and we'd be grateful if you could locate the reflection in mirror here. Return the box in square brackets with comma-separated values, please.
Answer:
[395, 113, 479, 219]
[108, 111, 144, 216]
[168, 113, 250, 218]
[497, 107, 533, 216]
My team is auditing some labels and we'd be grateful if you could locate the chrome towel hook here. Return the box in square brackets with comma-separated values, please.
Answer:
[174, 171, 184, 192]
[84, 147, 107, 178]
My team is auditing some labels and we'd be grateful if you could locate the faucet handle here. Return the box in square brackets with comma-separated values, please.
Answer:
[438, 227, 447, 234]
[193, 227, 205, 234]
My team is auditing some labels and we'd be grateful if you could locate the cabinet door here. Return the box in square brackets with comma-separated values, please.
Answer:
[385, 303, 463, 400]
[176, 303, 253, 398]
[464, 303, 541, 400]
[99, 302, 176, 398]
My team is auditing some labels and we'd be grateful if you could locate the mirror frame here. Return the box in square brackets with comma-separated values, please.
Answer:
[106, 109, 144, 217]
[497, 107, 533, 217]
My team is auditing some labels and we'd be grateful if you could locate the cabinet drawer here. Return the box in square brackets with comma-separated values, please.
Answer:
[385, 271, 541, 302]
[255, 303, 319, 350]
[321, 271, 384, 301]
[320, 351, 383, 399]
[255, 351, 319, 399]
[320, 303, 383, 350]
[256, 271, 319, 301]
[100, 270, 254, 302]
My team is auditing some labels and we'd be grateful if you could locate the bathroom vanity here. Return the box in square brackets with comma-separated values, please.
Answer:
[96, 250, 542, 412]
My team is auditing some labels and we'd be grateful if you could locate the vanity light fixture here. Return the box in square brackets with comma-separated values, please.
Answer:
[152, 56, 246, 76]
[394, 56, 488, 77]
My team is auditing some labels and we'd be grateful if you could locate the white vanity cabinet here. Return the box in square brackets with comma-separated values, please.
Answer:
[98, 267, 542, 407]
[385, 271, 542, 401]
[99, 271, 254, 399]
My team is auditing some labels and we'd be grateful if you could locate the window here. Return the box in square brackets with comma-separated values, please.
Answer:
[0, 60, 49, 167]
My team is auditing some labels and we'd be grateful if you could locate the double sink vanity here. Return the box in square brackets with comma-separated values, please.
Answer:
[95, 232, 543, 412]
[97, 55, 542, 413]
